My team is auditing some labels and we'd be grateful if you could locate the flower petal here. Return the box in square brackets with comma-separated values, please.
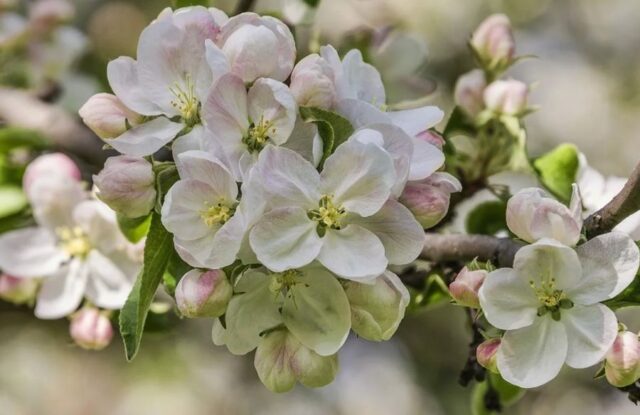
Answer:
[0, 227, 67, 278]
[176, 150, 237, 199]
[108, 117, 184, 157]
[338, 49, 385, 105]
[85, 250, 133, 309]
[478, 268, 539, 330]
[161, 179, 217, 241]
[247, 78, 297, 145]
[73, 200, 125, 254]
[28, 176, 86, 230]
[387, 106, 444, 136]
[317, 224, 387, 280]
[497, 316, 568, 388]
[408, 136, 445, 181]
[513, 238, 582, 292]
[562, 304, 617, 369]
[35, 259, 88, 319]
[107, 57, 163, 115]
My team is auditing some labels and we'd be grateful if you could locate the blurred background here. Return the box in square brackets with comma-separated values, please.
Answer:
[2, 0, 640, 414]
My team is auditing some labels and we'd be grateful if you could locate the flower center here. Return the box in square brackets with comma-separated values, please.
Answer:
[308, 194, 346, 236]
[58, 227, 91, 258]
[200, 199, 236, 227]
[530, 278, 574, 321]
[269, 269, 303, 294]
[170, 75, 200, 127]
[242, 115, 276, 153]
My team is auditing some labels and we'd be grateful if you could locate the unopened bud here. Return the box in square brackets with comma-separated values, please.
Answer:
[454, 69, 487, 118]
[470, 14, 515, 72]
[79, 93, 142, 139]
[477, 338, 501, 374]
[290, 54, 336, 109]
[483, 79, 528, 116]
[399, 172, 462, 229]
[449, 266, 487, 308]
[93, 155, 156, 218]
[415, 130, 445, 150]
[69, 307, 113, 350]
[23, 152, 81, 194]
[254, 329, 338, 393]
[0, 274, 38, 305]
[175, 269, 232, 318]
[605, 331, 640, 387]
[343, 271, 409, 341]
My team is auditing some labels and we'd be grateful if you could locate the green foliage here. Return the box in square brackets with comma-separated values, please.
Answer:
[172, 0, 211, 7]
[408, 272, 450, 311]
[0, 127, 48, 153]
[443, 107, 476, 139]
[153, 162, 179, 213]
[465, 201, 508, 236]
[299, 106, 354, 169]
[119, 211, 174, 361]
[604, 272, 640, 310]
[302, 0, 321, 7]
[117, 214, 151, 244]
[0, 185, 27, 218]
[533, 143, 580, 204]
[471, 373, 525, 415]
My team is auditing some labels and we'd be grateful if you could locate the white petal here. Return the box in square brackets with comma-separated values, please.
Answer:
[320, 140, 395, 217]
[317, 225, 387, 280]
[281, 116, 320, 166]
[161, 179, 216, 241]
[513, 238, 582, 292]
[497, 316, 568, 388]
[247, 78, 297, 145]
[109, 117, 184, 157]
[351, 199, 424, 265]
[204, 39, 230, 86]
[107, 57, 162, 115]
[478, 268, 539, 330]
[338, 49, 385, 106]
[35, 259, 88, 319]
[85, 250, 133, 309]
[282, 267, 351, 356]
[0, 227, 67, 278]
[568, 232, 640, 304]
[387, 106, 444, 136]
[250, 207, 322, 272]
[73, 200, 124, 254]
[336, 98, 392, 129]
[176, 150, 237, 199]
[203, 73, 249, 135]
[562, 304, 617, 369]
[408, 136, 445, 181]
[28, 176, 86, 230]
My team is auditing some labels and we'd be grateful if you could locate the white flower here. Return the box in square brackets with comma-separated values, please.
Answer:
[161, 150, 261, 269]
[217, 12, 296, 83]
[250, 141, 424, 279]
[203, 73, 297, 180]
[479, 236, 639, 388]
[0, 177, 140, 319]
[103, 6, 229, 156]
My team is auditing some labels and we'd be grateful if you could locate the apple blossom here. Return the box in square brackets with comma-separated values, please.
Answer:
[69, 307, 114, 350]
[250, 141, 424, 279]
[483, 79, 529, 116]
[0, 274, 38, 305]
[290, 53, 336, 109]
[470, 14, 515, 72]
[454, 69, 487, 118]
[343, 270, 409, 341]
[93, 155, 156, 219]
[217, 12, 296, 83]
[479, 236, 639, 388]
[415, 130, 445, 150]
[449, 266, 487, 308]
[79, 93, 143, 139]
[203, 73, 297, 180]
[605, 331, 640, 387]
[175, 269, 232, 318]
[22, 152, 81, 194]
[399, 172, 462, 229]
[477, 338, 501, 374]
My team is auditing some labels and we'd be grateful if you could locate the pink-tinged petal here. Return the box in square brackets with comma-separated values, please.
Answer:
[0, 227, 67, 278]
[338, 49, 385, 106]
[35, 259, 88, 319]
[108, 117, 184, 157]
[175, 150, 237, 200]
[562, 304, 617, 369]
[107, 57, 163, 115]
[479, 268, 539, 330]
[28, 176, 86, 230]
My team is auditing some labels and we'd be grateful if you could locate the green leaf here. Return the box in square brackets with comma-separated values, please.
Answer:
[153, 163, 179, 213]
[443, 106, 476, 139]
[0, 208, 35, 233]
[119, 211, 174, 361]
[0, 185, 27, 218]
[302, 0, 321, 6]
[409, 273, 450, 311]
[172, 0, 210, 7]
[117, 214, 151, 243]
[0, 128, 49, 153]
[471, 373, 525, 415]
[299, 106, 354, 169]
[533, 144, 580, 204]
[604, 274, 640, 310]
[465, 201, 507, 236]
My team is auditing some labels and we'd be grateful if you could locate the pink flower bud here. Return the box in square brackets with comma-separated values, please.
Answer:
[454, 69, 487, 118]
[506, 187, 582, 246]
[449, 266, 487, 308]
[23, 153, 81, 194]
[69, 308, 113, 350]
[415, 130, 445, 150]
[290, 54, 336, 109]
[483, 79, 528, 116]
[29, 0, 74, 33]
[399, 172, 462, 229]
[175, 269, 232, 318]
[79, 93, 142, 139]
[605, 331, 640, 387]
[93, 155, 156, 218]
[477, 338, 501, 374]
[0, 274, 38, 305]
[470, 14, 515, 71]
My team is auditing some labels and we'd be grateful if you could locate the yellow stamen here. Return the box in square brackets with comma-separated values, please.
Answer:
[57, 227, 91, 258]
[169, 74, 200, 126]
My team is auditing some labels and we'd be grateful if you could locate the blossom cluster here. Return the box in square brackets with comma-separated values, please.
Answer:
[78, 6, 458, 391]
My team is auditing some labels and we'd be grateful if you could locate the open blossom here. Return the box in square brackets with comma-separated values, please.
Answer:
[203, 73, 297, 180]
[100, 6, 229, 156]
[249, 141, 424, 280]
[0, 176, 140, 319]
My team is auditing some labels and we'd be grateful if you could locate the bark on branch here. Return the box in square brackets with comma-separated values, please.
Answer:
[420, 233, 524, 268]
[584, 160, 640, 238]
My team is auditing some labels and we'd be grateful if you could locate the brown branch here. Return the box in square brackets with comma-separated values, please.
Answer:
[584, 160, 640, 238]
[420, 233, 524, 268]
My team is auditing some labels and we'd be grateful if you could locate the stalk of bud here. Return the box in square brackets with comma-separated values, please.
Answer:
[93, 155, 156, 219]
[79, 93, 143, 140]
[175, 269, 232, 318]
[470, 14, 516, 73]
[449, 266, 487, 308]
[399, 172, 462, 229]
[0, 274, 38, 305]
[476, 338, 501, 374]
[23, 152, 81, 194]
[454, 69, 487, 118]
[605, 331, 640, 387]
[483, 79, 528, 116]
[69, 307, 114, 350]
